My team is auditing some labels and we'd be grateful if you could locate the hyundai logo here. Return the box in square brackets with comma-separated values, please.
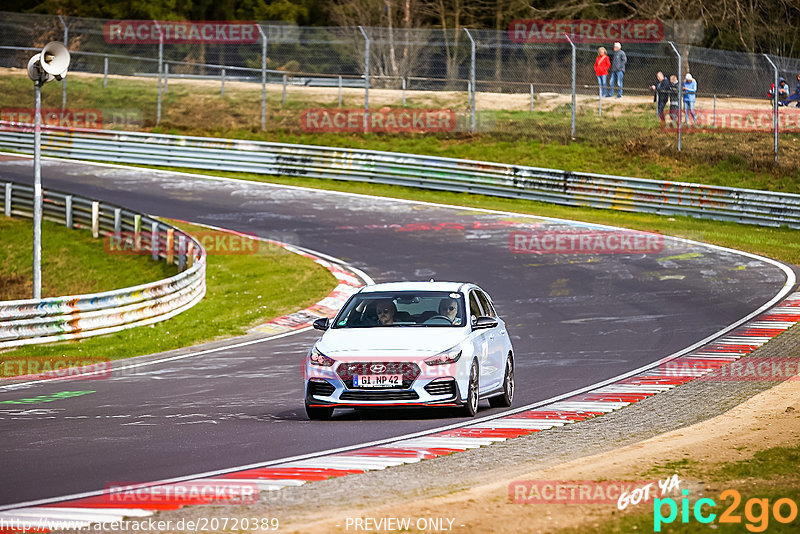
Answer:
[370, 364, 387, 373]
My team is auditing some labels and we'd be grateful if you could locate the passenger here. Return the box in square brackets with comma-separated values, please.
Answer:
[438, 298, 459, 323]
[374, 299, 396, 326]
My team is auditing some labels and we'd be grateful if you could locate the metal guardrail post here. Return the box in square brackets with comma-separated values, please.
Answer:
[668, 42, 682, 151]
[166, 228, 174, 264]
[762, 54, 780, 164]
[178, 234, 186, 271]
[257, 24, 267, 131]
[153, 20, 163, 126]
[113, 208, 121, 234]
[91, 201, 99, 238]
[58, 15, 67, 110]
[65, 194, 72, 228]
[464, 28, 476, 133]
[151, 222, 159, 261]
[358, 26, 370, 134]
[134, 213, 141, 250]
[4, 183, 10, 216]
[563, 34, 576, 138]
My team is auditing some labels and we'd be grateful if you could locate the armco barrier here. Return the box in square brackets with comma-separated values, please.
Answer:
[0, 124, 798, 228]
[0, 181, 206, 349]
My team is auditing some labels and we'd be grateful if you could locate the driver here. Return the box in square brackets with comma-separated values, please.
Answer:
[438, 298, 459, 323]
[374, 299, 396, 326]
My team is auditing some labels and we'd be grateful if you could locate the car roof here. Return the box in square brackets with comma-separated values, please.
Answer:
[359, 281, 473, 294]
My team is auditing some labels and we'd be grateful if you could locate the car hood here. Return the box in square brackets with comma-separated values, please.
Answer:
[318, 327, 467, 359]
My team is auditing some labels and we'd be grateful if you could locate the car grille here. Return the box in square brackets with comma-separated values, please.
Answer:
[337, 362, 421, 389]
[308, 380, 336, 397]
[424, 379, 457, 397]
[339, 390, 420, 401]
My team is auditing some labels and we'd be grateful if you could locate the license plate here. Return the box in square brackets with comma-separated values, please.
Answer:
[353, 374, 402, 388]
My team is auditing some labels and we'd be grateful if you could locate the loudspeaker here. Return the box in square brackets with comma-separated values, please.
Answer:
[26, 41, 70, 83]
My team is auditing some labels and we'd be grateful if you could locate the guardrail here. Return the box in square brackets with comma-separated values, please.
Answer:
[0, 179, 206, 349]
[0, 124, 798, 228]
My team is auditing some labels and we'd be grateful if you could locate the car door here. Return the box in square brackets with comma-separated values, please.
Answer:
[476, 289, 504, 390]
[468, 289, 493, 394]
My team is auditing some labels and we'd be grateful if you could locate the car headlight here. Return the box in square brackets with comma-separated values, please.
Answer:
[424, 346, 462, 366]
[309, 346, 335, 367]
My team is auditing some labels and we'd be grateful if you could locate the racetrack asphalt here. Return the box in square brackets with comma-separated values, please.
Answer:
[0, 156, 791, 507]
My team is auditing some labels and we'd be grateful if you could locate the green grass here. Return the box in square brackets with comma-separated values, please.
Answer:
[556, 446, 800, 533]
[0, 216, 176, 300]
[137, 166, 800, 266]
[1, 220, 337, 369]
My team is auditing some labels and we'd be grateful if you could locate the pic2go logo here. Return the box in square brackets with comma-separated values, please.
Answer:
[654, 489, 799, 532]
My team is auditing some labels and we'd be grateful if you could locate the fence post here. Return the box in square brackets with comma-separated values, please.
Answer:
[282, 74, 287, 105]
[103, 57, 108, 88]
[668, 42, 682, 152]
[164, 63, 169, 93]
[257, 24, 267, 131]
[402, 77, 406, 107]
[763, 54, 780, 164]
[4, 183, 11, 216]
[221, 68, 225, 96]
[464, 28, 476, 133]
[33, 83, 42, 299]
[91, 201, 99, 238]
[133, 213, 141, 251]
[153, 20, 164, 126]
[58, 15, 67, 110]
[563, 34, 576, 138]
[178, 235, 186, 271]
[338, 75, 343, 107]
[151, 222, 159, 261]
[166, 228, 174, 264]
[65, 195, 72, 228]
[530, 83, 534, 112]
[358, 26, 370, 134]
[713, 94, 716, 127]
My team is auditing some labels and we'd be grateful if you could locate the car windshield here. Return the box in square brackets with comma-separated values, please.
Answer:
[332, 291, 466, 328]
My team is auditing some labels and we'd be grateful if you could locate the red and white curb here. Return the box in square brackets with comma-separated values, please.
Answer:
[2, 292, 797, 532]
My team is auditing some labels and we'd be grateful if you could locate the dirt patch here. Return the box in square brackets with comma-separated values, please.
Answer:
[280, 378, 800, 533]
[0, 272, 29, 300]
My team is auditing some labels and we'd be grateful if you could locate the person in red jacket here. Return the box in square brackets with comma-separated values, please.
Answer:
[594, 47, 611, 97]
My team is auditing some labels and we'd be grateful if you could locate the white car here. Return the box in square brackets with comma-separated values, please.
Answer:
[303, 281, 515, 420]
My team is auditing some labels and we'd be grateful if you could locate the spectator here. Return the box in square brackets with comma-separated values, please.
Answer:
[683, 73, 697, 126]
[650, 71, 671, 120]
[608, 42, 627, 98]
[594, 47, 611, 98]
[768, 77, 790, 105]
[668, 75, 680, 124]
[783, 74, 800, 107]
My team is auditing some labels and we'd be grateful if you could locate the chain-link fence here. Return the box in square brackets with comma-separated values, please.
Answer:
[2, 11, 799, 163]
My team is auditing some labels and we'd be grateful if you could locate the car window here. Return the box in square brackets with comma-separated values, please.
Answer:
[332, 291, 466, 328]
[469, 291, 483, 325]
[476, 290, 495, 317]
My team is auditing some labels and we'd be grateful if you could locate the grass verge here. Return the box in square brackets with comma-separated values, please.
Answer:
[1, 220, 337, 371]
[556, 446, 800, 533]
[0, 215, 176, 300]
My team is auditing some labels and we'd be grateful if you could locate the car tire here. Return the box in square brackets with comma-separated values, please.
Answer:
[305, 404, 334, 420]
[489, 355, 514, 408]
[460, 361, 479, 417]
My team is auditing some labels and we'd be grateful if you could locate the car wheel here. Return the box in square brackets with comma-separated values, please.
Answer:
[461, 361, 479, 417]
[489, 355, 514, 408]
[305, 403, 334, 420]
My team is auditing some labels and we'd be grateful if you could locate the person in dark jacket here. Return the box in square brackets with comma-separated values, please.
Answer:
[608, 42, 627, 98]
[784, 73, 800, 107]
[650, 71, 671, 120]
[668, 75, 680, 124]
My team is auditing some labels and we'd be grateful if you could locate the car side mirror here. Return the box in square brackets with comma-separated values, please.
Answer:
[473, 316, 498, 330]
[312, 317, 330, 331]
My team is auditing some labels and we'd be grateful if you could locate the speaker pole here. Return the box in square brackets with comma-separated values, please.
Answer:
[33, 79, 42, 299]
